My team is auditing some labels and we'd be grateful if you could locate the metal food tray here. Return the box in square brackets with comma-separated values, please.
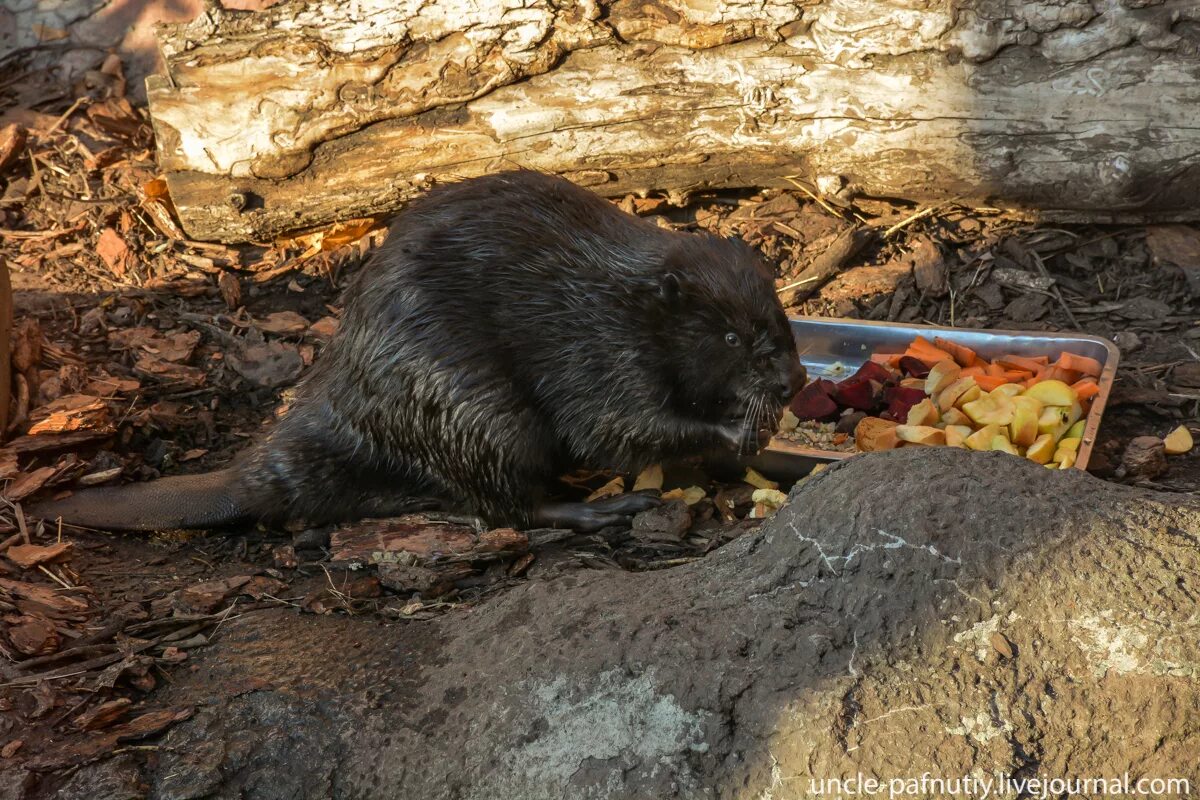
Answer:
[748, 317, 1119, 480]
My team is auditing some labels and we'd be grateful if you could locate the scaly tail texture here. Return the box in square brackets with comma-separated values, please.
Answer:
[27, 469, 250, 531]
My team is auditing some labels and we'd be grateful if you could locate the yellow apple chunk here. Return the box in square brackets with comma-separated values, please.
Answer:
[925, 360, 962, 395]
[1058, 451, 1077, 469]
[1164, 425, 1194, 455]
[1024, 379, 1078, 407]
[965, 424, 1001, 451]
[937, 377, 978, 413]
[990, 435, 1019, 455]
[944, 425, 973, 448]
[1065, 419, 1087, 439]
[954, 385, 983, 408]
[1038, 406, 1071, 438]
[1009, 396, 1043, 447]
[895, 425, 946, 446]
[940, 407, 972, 427]
[906, 398, 940, 427]
[990, 383, 1024, 399]
[963, 394, 1015, 427]
[1056, 437, 1081, 454]
[1026, 433, 1056, 464]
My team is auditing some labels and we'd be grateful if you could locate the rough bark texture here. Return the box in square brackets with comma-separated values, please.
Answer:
[17, 448, 1200, 798]
[146, 0, 1200, 242]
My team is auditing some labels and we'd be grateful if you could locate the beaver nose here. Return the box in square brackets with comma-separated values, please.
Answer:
[786, 361, 807, 397]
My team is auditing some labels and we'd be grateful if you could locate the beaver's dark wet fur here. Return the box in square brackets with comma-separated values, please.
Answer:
[33, 171, 805, 531]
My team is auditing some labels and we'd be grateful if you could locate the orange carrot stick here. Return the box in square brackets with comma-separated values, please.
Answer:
[933, 337, 981, 368]
[1072, 379, 1101, 400]
[996, 355, 1046, 373]
[1056, 352, 1103, 378]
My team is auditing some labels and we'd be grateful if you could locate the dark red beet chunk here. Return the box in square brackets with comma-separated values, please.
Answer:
[898, 356, 931, 379]
[880, 386, 927, 421]
[832, 377, 883, 412]
[849, 360, 895, 384]
[789, 380, 840, 421]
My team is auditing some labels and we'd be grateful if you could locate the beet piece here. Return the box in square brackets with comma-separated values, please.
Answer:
[832, 376, 884, 412]
[789, 381, 840, 421]
[849, 360, 896, 385]
[898, 356, 931, 379]
[880, 386, 927, 421]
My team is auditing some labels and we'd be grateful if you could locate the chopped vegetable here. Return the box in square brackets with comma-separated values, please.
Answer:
[1164, 425, 1194, 455]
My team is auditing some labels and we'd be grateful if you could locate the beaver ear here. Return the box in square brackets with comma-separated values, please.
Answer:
[659, 272, 682, 307]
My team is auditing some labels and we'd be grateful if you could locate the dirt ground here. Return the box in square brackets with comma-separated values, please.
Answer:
[0, 53, 1198, 790]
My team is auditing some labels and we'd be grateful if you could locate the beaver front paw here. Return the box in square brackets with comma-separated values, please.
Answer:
[718, 421, 771, 455]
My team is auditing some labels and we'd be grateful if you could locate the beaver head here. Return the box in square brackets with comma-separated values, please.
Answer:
[651, 233, 806, 444]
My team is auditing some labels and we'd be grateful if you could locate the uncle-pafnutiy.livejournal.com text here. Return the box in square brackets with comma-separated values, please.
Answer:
[806, 771, 1192, 799]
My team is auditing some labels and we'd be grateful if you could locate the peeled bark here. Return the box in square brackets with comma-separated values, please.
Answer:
[21, 448, 1200, 798]
[146, 0, 1200, 242]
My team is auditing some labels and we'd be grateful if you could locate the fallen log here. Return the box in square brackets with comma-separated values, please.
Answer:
[146, 0, 1200, 242]
[16, 448, 1198, 797]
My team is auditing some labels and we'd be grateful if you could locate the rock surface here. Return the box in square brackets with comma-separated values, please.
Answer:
[14, 448, 1200, 798]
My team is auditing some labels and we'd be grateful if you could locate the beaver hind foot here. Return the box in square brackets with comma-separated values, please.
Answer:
[533, 493, 661, 531]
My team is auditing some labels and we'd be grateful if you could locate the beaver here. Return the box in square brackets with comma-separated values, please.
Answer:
[31, 170, 806, 532]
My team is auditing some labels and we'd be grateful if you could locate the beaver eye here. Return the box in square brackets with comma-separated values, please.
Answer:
[724, 332, 741, 347]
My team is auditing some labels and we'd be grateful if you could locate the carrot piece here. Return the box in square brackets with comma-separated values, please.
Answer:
[933, 337, 981, 368]
[904, 347, 954, 367]
[973, 374, 1009, 391]
[1035, 365, 1079, 384]
[1002, 369, 1034, 382]
[905, 336, 955, 366]
[960, 366, 985, 378]
[996, 355, 1046, 373]
[870, 352, 904, 368]
[985, 362, 1005, 377]
[1072, 378, 1101, 400]
[1056, 352, 1103, 378]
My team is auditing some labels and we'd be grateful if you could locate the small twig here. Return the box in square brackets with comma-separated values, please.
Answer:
[38, 564, 75, 590]
[1030, 249, 1081, 330]
[207, 598, 240, 639]
[781, 176, 848, 221]
[44, 97, 88, 135]
[882, 202, 953, 238]
[15, 502, 29, 546]
[14, 643, 119, 672]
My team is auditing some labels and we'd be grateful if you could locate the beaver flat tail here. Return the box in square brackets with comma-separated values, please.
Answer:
[27, 469, 250, 531]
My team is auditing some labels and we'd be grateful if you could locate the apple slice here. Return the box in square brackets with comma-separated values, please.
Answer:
[925, 360, 962, 395]
[1065, 419, 1087, 439]
[990, 383, 1023, 399]
[954, 384, 983, 408]
[855, 416, 901, 452]
[965, 424, 1001, 451]
[895, 425, 946, 446]
[1058, 451, 1077, 469]
[1056, 437, 1082, 454]
[1009, 395, 1043, 447]
[963, 394, 1015, 427]
[944, 425, 973, 448]
[1164, 425, 1194, 455]
[990, 435, 1019, 455]
[1026, 433, 1056, 464]
[1038, 406, 1071, 438]
[906, 398, 940, 427]
[940, 407, 972, 427]
[936, 377, 978, 413]
[1024, 379, 1077, 407]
